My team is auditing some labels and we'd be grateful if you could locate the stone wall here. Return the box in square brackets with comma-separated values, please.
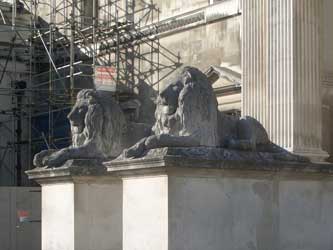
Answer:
[158, 15, 241, 88]
[0, 61, 30, 186]
[0, 187, 41, 250]
[167, 173, 333, 250]
[149, 0, 208, 20]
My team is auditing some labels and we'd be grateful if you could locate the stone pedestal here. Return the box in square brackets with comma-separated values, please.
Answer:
[26, 149, 333, 250]
[107, 150, 333, 250]
[26, 160, 122, 250]
[241, 0, 329, 162]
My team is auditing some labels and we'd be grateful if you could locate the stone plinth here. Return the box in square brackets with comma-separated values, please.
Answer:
[107, 148, 333, 250]
[26, 160, 122, 250]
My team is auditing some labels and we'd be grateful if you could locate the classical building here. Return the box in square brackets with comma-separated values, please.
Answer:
[0, 0, 332, 186]
[1, 2, 333, 250]
[151, 0, 333, 162]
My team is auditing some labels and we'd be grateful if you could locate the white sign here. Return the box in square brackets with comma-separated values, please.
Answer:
[94, 66, 117, 91]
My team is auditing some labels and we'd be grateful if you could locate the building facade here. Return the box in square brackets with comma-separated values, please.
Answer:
[0, 0, 332, 186]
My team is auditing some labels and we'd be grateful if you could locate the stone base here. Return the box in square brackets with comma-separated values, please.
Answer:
[290, 147, 330, 163]
[26, 160, 122, 250]
[107, 151, 333, 250]
[116, 145, 309, 163]
[26, 154, 333, 250]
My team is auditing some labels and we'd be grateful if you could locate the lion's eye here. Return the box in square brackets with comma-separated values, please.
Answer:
[78, 107, 85, 113]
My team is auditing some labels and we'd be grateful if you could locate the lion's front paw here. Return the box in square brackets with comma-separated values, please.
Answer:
[33, 152, 45, 168]
[123, 139, 147, 159]
[33, 149, 57, 168]
[123, 147, 142, 159]
[42, 149, 69, 168]
[144, 135, 159, 148]
[122, 148, 133, 158]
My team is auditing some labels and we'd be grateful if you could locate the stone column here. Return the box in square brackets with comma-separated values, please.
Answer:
[241, 0, 329, 162]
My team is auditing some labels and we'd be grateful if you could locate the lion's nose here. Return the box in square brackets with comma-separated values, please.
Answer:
[67, 112, 77, 123]
[67, 112, 73, 120]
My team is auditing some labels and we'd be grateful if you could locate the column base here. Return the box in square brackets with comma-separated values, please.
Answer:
[289, 147, 330, 163]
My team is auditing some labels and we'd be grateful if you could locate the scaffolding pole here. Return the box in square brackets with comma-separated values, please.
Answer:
[0, 0, 181, 185]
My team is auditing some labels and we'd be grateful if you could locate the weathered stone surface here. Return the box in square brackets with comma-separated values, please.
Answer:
[119, 67, 292, 160]
[26, 159, 122, 250]
[26, 159, 107, 182]
[218, 113, 270, 150]
[115, 145, 309, 168]
[106, 156, 333, 250]
[25, 151, 333, 250]
[33, 89, 151, 168]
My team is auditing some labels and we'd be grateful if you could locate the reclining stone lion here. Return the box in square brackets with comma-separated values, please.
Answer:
[33, 89, 151, 168]
[121, 66, 272, 159]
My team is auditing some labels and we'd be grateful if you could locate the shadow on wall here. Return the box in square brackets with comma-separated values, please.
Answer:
[134, 79, 157, 125]
[322, 90, 333, 162]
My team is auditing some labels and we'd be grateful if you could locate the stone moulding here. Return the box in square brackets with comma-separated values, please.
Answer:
[106, 147, 333, 177]
[147, 0, 240, 38]
[25, 159, 108, 183]
[26, 149, 333, 182]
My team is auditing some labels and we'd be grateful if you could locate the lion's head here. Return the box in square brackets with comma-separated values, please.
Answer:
[67, 89, 127, 158]
[153, 66, 219, 146]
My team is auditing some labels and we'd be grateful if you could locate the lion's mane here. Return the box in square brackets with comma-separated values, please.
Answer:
[72, 89, 127, 158]
[153, 66, 219, 147]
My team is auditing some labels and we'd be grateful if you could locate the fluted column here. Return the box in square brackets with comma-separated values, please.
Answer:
[241, 0, 329, 162]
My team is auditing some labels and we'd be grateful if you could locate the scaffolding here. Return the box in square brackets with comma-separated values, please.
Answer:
[0, 0, 181, 185]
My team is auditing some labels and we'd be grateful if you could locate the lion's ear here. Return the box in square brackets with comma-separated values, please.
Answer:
[88, 96, 97, 105]
[84, 91, 98, 105]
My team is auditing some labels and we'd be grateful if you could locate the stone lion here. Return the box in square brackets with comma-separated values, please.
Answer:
[121, 66, 271, 159]
[34, 89, 151, 168]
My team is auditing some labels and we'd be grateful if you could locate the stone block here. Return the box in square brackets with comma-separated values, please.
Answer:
[26, 160, 122, 250]
[108, 153, 333, 250]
